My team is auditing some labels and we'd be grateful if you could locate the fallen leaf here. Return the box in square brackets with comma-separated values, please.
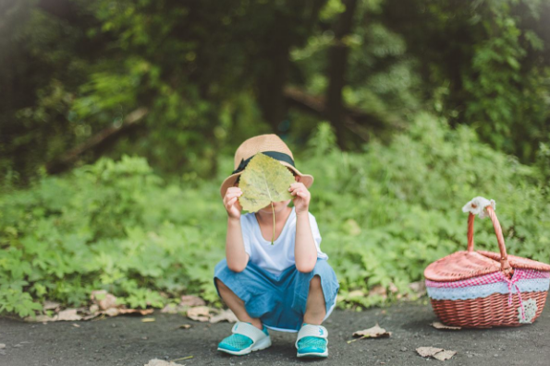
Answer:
[434, 350, 457, 361]
[82, 313, 100, 321]
[119, 308, 154, 316]
[187, 306, 211, 322]
[178, 324, 192, 329]
[161, 304, 179, 314]
[103, 307, 120, 317]
[144, 359, 185, 366]
[409, 281, 427, 295]
[91, 290, 118, 310]
[180, 295, 205, 307]
[0, 344, 5, 349]
[141, 318, 156, 322]
[431, 322, 461, 330]
[24, 315, 55, 323]
[416, 347, 443, 357]
[348, 290, 364, 298]
[368, 285, 387, 299]
[89, 304, 99, 313]
[72, 323, 80, 328]
[416, 347, 456, 361]
[348, 324, 391, 343]
[57, 309, 82, 321]
[209, 309, 238, 324]
[353, 324, 392, 338]
[43, 301, 61, 311]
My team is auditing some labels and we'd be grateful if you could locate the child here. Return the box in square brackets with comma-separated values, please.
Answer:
[213, 134, 339, 358]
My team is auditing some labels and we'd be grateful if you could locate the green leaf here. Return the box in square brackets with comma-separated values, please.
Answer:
[239, 153, 295, 213]
[239, 153, 295, 244]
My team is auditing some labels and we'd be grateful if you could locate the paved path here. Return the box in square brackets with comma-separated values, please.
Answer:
[1, 295, 549, 365]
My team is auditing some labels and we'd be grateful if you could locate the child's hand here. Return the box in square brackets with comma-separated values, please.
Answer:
[224, 187, 243, 219]
[289, 182, 310, 215]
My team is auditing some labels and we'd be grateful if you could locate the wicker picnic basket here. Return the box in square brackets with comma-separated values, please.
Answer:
[424, 197, 550, 328]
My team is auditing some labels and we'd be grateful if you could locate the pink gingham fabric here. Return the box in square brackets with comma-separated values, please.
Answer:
[425, 269, 550, 289]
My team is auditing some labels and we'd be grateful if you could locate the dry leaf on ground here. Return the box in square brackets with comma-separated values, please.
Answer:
[349, 324, 391, 343]
[416, 347, 443, 357]
[91, 290, 118, 310]
[43, 301, 61, 311]
[142, 318, 156, 322]
[180, 295, 205, 307]
[209, 309, 238, 324]
[368, 285, 387, 299]
[119, 308, 154, 316]
[347, 290, 365, 298]
[416, 347, 456, 361]
[178, 324, 192, 329]
[431, 322, 461, 330]
[433, 350, 457, 361]
[25, 308, 83, 322]
[161, 304, 180, 314]
[103, 307, 120, 317]
[409, 281, 427, 295]
[144, 359, 184, 366]
[187, 306, 212, 322]
[57, 309, 83, 321]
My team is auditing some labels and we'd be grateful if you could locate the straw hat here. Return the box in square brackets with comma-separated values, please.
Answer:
[220, 134, 314, 197]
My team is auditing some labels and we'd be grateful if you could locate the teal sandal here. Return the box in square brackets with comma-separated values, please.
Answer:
[295, 323, 328, 358]
[217, 321, 271, 356]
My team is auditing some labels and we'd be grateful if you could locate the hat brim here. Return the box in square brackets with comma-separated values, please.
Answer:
[219, 162, 314, 198]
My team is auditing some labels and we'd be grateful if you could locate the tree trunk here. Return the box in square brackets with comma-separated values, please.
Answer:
[325, 0, 359, 150]
[255, 19, 292, 133]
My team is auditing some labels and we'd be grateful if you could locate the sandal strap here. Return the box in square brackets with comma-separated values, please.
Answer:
[231, 322, 266, 344]
[295, 324, 328, 348]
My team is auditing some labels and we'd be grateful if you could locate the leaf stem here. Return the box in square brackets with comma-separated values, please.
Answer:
[271, 201, 275, 245]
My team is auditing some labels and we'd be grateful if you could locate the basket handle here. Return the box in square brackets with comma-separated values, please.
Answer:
[465, 200, 513, 275]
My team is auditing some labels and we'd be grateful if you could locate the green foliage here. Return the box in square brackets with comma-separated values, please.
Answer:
[306, 114, 550, 306]
[385, 0, 550, 161]
[2, 114, 549, 316]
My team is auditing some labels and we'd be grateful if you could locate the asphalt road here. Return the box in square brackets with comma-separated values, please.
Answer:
[1, 294, 550, 366]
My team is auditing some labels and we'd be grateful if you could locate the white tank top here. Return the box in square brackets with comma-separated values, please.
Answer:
[240, 207, 328, 276]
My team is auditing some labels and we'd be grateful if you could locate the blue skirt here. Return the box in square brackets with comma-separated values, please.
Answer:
[213, 258, 339, 332]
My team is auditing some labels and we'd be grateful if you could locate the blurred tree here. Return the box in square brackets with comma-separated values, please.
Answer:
[382, 0, 550, 160]
[1, 0, 549, 185]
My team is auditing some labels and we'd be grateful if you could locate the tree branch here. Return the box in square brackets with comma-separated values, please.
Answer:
[46, 108, 148, 174]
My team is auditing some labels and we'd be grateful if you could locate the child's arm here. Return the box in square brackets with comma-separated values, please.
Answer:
[290, 182, 318, 273]
[224, 187, 249, 272]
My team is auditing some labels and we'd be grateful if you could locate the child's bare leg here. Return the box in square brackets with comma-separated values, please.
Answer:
[215, 278, 263, 330]
[303, 275, 326, 325]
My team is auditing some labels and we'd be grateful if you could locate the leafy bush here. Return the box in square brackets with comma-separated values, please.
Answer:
[1, 113, 549, 317]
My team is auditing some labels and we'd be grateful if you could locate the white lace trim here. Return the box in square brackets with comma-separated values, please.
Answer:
[427, 278, 550, 300]
[518, 298, 538, 324]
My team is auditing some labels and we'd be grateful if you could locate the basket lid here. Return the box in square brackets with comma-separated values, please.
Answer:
[424, 250, 550, 282]
[424, 251, 502, 282]
[477, 251, 550, 272]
